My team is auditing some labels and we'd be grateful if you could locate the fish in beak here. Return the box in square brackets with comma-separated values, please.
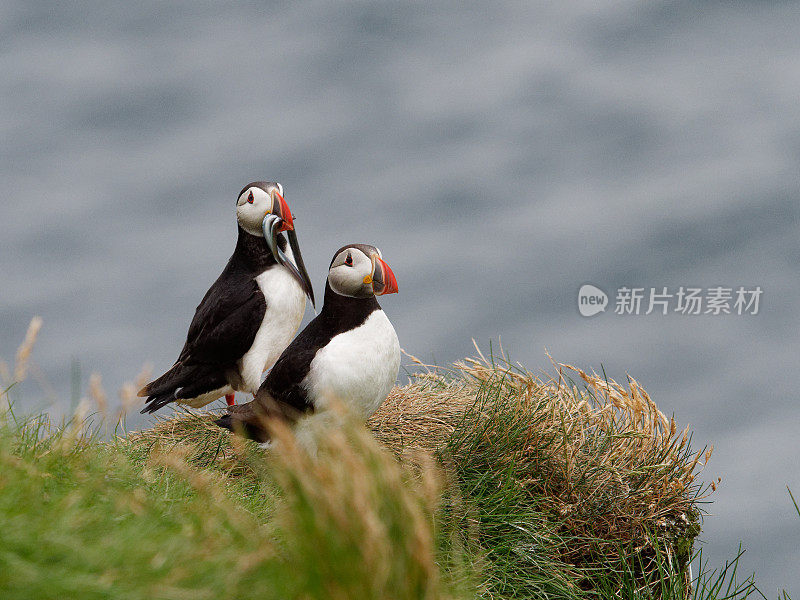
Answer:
[262, 213, 316, 308]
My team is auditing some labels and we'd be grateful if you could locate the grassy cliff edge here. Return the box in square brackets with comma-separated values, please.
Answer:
[0, 344, 762, 599]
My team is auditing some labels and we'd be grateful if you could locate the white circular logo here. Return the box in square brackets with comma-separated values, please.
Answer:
[578, 284, 608, 317]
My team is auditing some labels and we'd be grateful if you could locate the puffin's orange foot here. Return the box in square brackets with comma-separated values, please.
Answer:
[225, 393, 235, 406]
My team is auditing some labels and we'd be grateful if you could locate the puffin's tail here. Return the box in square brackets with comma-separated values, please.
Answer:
[138, 362, 188, 415]
[138, 363, 227, 415]
[138, 362, 188, 399]
[214, 413, 233, 431]
[213, 413, 269, 443]
[213, 395, 299, 444]
[140, 393, 176, 415]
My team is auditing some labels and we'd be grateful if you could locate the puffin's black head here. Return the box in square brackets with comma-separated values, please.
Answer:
[236, 181, 293, 236]
[328, 244, 398, 298]
[236, 181, 315, 307]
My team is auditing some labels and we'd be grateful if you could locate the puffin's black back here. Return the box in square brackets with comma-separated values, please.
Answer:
[175, 227, 285, 364]
[139, 227, 288, 413]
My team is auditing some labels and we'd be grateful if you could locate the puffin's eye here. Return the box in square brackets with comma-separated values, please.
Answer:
[345, 252, 353, 266]
[247, 191, 254, 204]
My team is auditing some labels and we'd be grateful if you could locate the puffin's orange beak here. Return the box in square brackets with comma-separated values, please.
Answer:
[272, 192, 294, 232]
[372, 256, 398, 295]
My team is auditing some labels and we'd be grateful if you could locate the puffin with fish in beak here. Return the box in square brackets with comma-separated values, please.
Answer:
[140, 181, 315, 414]
[215, 243, 400, 448]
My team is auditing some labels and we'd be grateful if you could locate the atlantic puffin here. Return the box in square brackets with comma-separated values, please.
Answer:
[215, 243, 399, 443]
[139, 181, 315, 414]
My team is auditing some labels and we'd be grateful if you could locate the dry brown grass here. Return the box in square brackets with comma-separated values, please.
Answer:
[368, 373, 475, 455]
[0, 316, 43, 387]
[127, 409, 258, 479]
[264, 419, 449, 599]
[368, 346, 711, 578]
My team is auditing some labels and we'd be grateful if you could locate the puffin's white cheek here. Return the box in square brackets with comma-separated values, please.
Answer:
[236, 207, 249, 228]
[237, 206, 264, 236]
[329, 266, 375, 298]
[329, 268, 354, 296]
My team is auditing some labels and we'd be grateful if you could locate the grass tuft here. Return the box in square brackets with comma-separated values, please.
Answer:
[366, 348, 714, 596]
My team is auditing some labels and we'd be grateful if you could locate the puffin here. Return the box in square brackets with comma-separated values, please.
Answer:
[215, 243, 399, 444]
[139, 181, 315, 414]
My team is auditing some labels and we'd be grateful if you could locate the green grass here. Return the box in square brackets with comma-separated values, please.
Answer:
[0, 405, 458, 600]
[0, 342, 786, 600]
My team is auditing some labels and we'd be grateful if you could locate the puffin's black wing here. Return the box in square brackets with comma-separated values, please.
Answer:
[258, 289, 379, 412]
[259, 333, 320, 412]
[179, 269, 265, 365]
[139, 264, 266, 411]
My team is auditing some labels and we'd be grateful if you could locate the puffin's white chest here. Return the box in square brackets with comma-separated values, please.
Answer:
[238, 264, 306, 393]
[303, 309, 400, 418]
